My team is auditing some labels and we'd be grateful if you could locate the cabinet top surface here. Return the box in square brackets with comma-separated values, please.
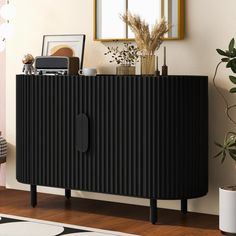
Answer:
[16, 74, 208, 79]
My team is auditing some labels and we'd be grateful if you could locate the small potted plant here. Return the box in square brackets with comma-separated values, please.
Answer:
[214, 38, 236, 235]
[104, 42, 139, 75]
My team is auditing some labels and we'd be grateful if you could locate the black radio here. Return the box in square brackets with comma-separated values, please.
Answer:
[35, 56, 80, 75]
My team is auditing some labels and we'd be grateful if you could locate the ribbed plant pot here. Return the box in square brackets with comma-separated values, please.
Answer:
[220, 187, 236, 235]
[116, 65, 135, 75]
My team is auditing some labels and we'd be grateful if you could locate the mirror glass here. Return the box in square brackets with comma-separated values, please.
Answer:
[95, 0, 184, 41]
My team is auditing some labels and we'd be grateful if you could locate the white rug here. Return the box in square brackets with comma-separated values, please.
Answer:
[0, 214, 138, 236]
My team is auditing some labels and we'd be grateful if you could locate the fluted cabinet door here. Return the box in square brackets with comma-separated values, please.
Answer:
[16, 75, 208, 200]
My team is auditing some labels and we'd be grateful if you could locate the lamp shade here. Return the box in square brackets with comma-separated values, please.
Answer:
[0, 3, 16, 20]
[0, 22, 14, 38]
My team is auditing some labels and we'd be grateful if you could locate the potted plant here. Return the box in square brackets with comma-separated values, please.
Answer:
[104, 42, 139, 75]
[214, 38, 236, 235]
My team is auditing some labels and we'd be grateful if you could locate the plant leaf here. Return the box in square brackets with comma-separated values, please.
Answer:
[216, 49, 227, 56]
[229, 151, 236, 161]
[227, 138, 236, 147]
[227, 60, 232, 68]
[221, 151, 226, 163]
[222, 58, 230, 62]
[226, 51, 234, 57]
[231, 62, 236, 73]
[228, 142, 236, 147]
[229, 76, 236, 84]
[213, 150, 223, 158]
[230, 87, 236, 93]
[229, 38, 235, 52]
[228, 149, 236, 155]
[232, 48, 236, 57]
[215, 141, 223, 148]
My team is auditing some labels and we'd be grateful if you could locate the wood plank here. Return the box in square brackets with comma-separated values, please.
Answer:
[0, 188, 220, 236]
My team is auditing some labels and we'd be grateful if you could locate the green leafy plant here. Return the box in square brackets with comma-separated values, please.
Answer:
[104, 42, 139, 66]
[214, 38, 236, 163]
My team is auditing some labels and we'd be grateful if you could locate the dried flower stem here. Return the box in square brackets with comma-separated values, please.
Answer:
[121, 12, 171, 55]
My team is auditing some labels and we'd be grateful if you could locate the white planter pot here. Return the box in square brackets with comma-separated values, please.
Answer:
[220, 187, 236, 234]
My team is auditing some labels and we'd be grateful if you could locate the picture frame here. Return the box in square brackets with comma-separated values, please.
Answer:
[42, 34, 86, 69]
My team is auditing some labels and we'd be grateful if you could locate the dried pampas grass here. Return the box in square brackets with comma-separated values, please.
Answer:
[121, 12, 171, 55]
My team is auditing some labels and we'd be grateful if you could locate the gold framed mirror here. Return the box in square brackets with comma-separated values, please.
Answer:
[94, 0, 184, 41]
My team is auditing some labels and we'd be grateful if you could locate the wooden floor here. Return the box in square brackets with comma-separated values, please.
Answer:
[0, 187, 221, 236]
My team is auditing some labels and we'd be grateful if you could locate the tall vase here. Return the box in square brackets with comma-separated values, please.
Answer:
[141, 54, 155, 75]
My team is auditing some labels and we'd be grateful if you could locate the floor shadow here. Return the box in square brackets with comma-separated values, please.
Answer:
[37, 193, 218, 230]
[0, 188, 219, 231]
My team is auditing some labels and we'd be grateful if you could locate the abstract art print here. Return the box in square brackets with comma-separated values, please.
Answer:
[42, 34, 86, 69]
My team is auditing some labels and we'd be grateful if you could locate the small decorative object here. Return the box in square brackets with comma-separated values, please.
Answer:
[0, 131, 7, 164]
[121, 13, 171, 75]
[155, 56, 160, 76]
[42, 34, 86, 69]
[162, 46, 168, 76]
[79, 68, 97, 76]
[22, 54, 34, 75]
[104, 42, 139, 75]
[213, 38, 236, 235]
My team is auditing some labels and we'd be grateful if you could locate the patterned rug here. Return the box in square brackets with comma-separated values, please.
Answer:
[0, 214, 138, 236]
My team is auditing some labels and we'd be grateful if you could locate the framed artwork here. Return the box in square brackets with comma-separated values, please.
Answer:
[42, 34, 86, 69]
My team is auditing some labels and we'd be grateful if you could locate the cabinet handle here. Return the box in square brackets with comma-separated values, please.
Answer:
[76, 114, 89, 152]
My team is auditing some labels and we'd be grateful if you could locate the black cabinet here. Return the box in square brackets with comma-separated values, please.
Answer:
[16, 75, 208, 223]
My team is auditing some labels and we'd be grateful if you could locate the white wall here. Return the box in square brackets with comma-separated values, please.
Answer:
[5, 0, 236, 215]
[0, 0, 6, 186]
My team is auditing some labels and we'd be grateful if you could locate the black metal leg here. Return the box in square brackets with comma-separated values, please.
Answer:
[181, 199, 187, 214]
[150, 199, 157, 224]
[65, 189, 71, 199]
[31, 185, 37, 208]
